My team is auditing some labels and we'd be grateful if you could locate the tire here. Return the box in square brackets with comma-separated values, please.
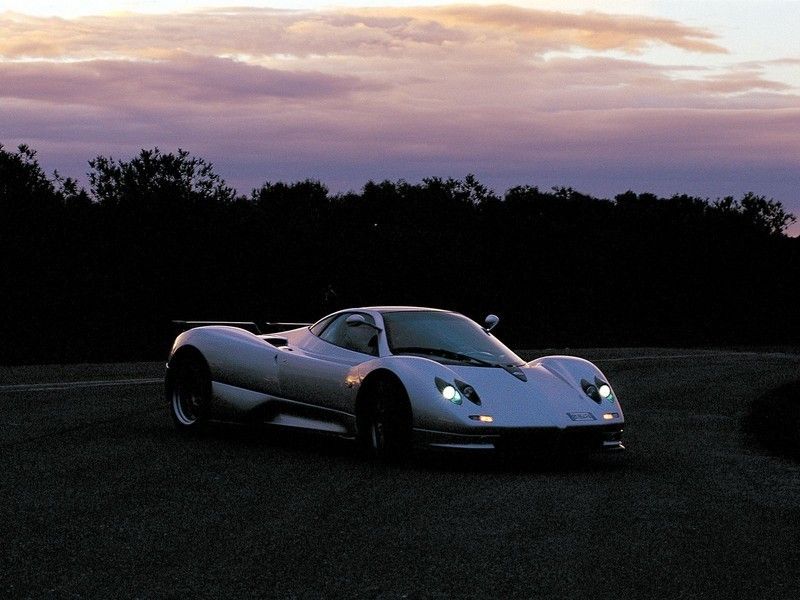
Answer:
[167, 353, 211, 431]
[363, 378, 412, 462]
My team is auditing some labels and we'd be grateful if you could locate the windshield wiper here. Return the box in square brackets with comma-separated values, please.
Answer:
[391, 346, 496, 367]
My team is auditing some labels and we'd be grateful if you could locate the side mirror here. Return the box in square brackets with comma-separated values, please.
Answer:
[346, 314, 367, 327]
[484, 314, 499, 332]
[346, 313, 383, 332]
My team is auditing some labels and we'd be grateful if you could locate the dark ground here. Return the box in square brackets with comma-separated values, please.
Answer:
[1, 349, 799, 599]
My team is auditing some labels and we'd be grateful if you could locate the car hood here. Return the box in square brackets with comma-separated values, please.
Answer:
[446, 362, 617, 428]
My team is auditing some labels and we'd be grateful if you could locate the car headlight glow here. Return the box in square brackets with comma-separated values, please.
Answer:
[435, 377, 463, 404]
[581, 378, 614, 403]
[442, 385, 460, 402]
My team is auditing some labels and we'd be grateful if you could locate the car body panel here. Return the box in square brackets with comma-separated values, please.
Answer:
[166, 307, 625, 453]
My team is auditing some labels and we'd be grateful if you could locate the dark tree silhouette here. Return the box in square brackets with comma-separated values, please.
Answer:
[1, 142, 798, 363]
[89, 148, 235, 209]
[737, 192, 795, 236]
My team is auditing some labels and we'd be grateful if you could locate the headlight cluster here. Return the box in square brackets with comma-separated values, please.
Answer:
[581, 377, 614, 403]
[435, 377, 481, 405]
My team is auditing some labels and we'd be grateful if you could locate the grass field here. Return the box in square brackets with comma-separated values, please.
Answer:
[1, 349, 799, 599]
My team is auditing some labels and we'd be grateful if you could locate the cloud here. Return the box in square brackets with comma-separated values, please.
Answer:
[0, 5, 725, 60]
[0, 54, 376, 107]
[388, 5, 727, 53]
[0, 5, 798, 224]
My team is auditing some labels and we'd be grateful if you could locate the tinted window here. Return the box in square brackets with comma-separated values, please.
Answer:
[309, 315, 337, 337]
[382, 310, 524, 367]
[318, 313, 379, 356]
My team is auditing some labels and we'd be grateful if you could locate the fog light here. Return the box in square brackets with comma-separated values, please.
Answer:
[603, 412, 619, 420]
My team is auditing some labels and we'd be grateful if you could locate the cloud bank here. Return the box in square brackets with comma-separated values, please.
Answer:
[1, 5, 798, 231]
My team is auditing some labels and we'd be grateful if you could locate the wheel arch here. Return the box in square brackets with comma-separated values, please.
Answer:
[355, 368, 411, 433]
[165, 344, 212, 398]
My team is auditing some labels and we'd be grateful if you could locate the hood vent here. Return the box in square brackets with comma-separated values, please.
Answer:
[504, 365, 527, 382]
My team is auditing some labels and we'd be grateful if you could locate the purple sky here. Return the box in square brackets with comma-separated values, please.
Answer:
[2, 4, 799, 235]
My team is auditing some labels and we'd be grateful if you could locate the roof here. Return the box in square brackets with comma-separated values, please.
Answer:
[361, 306, 452, 313]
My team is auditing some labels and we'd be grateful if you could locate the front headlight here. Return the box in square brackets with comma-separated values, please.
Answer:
[581, 377, 614, 403]
[442, 384, 461, 402]
[435, 377, 482, 405]
[435, 377, 462, 405]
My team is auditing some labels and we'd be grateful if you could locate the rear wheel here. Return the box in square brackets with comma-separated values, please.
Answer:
[168, 354, 210, 431]
[362, 378, 412, 462]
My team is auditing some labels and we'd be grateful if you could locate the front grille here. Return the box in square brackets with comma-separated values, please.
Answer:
[494, 425, 623, 455]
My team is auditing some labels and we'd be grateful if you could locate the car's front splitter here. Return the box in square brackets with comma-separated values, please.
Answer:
[413, 424, 625, 454]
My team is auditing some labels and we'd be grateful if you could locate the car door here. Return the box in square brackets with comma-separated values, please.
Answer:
[277, 312, 379, 413]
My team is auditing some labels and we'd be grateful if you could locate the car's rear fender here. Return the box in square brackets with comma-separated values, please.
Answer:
[170, 326, 281, 394]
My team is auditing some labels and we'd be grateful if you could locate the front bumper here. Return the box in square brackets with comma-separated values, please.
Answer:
[413, 424, 625, 454]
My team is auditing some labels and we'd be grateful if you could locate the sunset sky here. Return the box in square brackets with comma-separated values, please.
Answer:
[2, 1, 799, 234]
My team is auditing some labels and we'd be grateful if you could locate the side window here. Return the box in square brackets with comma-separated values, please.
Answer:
[318, 313, 379, 356]
[309, 315, 337, 337]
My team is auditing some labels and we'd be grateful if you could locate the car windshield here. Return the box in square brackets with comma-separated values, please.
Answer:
[382, 310, 525, 367]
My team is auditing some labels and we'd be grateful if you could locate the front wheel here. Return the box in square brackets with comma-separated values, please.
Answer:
[167, 354, 211, 431]
[363, 379, 412, 462]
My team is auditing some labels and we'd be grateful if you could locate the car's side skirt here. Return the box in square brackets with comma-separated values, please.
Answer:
[210, 380, 357, 436]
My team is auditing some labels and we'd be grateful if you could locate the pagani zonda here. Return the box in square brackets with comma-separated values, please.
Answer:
[166, 307, 624, 458]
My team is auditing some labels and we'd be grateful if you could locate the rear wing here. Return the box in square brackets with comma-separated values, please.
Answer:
[172, 320, 312, 335]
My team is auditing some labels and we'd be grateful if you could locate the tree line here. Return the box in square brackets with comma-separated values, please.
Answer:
[1, 143, 798, 364]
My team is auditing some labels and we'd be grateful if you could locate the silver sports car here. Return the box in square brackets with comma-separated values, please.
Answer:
[166, 307, 624, 459]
